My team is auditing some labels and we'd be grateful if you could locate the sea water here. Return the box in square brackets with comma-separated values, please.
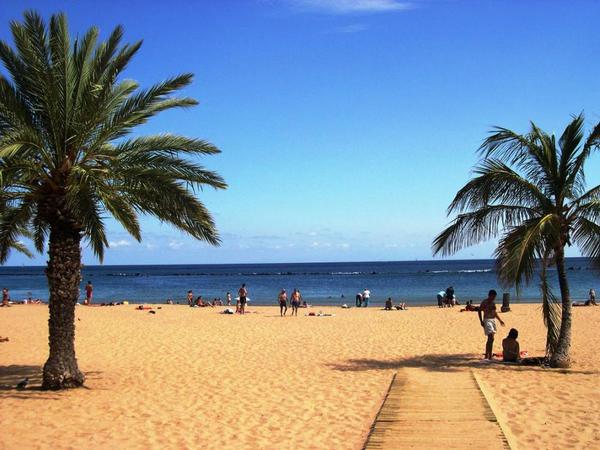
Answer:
[0, 258, 596, 305]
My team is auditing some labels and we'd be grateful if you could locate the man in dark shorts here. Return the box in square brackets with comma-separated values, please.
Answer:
[238, 283, 248, 314]
[478, 289, 505, 360]
[445, 286, 455, 306]
[290, 288, 301, 316]
[278, 289, 288, 316]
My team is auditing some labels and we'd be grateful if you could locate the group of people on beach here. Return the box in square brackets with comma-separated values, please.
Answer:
[186, 284, 249, 314]
[355, 288, 371, 307]
[277, 288, 305, 316]
[436, 286, 458, 307]
[1, 288, 43, 306]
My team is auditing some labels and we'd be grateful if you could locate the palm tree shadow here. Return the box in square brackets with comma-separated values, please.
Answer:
[0, 365, 104, 398]
[327, 353, 600, 375]
[0, 365, 50, 399]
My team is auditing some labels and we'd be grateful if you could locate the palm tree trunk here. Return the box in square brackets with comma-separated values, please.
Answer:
[42, 224, 85, 389]
[550, 248, 572, 368]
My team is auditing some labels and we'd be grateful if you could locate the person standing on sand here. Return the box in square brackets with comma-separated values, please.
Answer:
[355, 292, 363, 307]
[290, 288, 302, 316]
[278, 289, 288, 316]
[187, 290, 194, 307]
[238, 283, 248, 314]
[84, 281, 93, 305]
[445, 286, 455, 307]
[362, 288, 370, 307]
[226, 292, 232, 306]
[1, 288, 10, 307]
[478, 289, 505, 360]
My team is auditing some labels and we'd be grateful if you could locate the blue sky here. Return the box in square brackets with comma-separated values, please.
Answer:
[2, 0, 600, 265]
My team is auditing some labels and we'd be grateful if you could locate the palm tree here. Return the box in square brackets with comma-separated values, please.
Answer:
[432, 114, 600, 368]
[0, 11, 227, 389]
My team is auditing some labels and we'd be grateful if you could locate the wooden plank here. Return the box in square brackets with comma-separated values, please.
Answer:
[363, 369, 511, 450]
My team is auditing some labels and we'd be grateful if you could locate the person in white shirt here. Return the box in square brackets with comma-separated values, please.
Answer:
[362, 288, 370, 307]
[437, 290, 446, 308]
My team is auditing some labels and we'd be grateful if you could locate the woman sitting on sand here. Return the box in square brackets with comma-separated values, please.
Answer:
[502, 328, 520, 362]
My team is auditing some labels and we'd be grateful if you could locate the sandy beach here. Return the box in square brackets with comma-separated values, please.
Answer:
[0, 303, 598, 449]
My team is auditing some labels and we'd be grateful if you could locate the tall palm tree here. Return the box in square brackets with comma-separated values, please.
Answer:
[432, 114, 600, 368]
[0, 11, 226, 389]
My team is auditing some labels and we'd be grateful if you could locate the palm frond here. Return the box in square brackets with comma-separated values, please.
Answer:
[432, 205, 536, 256]
[494, 214, 559, 289]
[448, 158, 549, 214]
[0, 11, 225, 265]
[572, 216, 600, 268]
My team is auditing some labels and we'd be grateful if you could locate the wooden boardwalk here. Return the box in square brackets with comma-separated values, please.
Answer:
[364, 369, 511, 449]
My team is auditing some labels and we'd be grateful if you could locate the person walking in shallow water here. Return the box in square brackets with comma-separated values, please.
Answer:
[478, 289, 505, 360]
[278, 289, 288, 316]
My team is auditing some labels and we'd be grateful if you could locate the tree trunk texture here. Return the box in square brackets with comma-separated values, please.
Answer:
[551, 249, 572, 368]
[42, 225, 85, 389]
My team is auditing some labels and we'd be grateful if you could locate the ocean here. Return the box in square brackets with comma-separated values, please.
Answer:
[0, 258, 596, 305]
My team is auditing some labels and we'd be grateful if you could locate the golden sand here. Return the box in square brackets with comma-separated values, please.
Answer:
[0, 304, 598, 449]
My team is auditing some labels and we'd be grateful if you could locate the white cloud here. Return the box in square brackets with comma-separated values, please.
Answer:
[337, 243, 351, 248]
[290, 0, 412, 14]
[332, 23, 369, 33]
[109, 239, 132, 248]
[168, 241, 184, 250]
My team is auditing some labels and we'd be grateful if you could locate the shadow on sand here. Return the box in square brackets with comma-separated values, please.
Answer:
[327, 353, 599, 375]
[0, 365, 103, 398]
